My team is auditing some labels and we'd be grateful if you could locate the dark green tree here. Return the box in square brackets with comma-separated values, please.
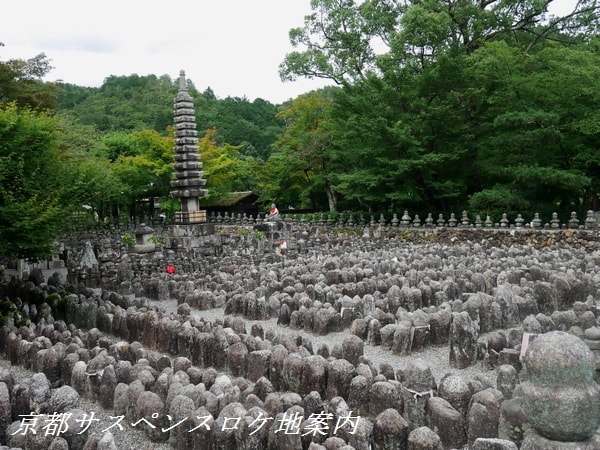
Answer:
[0, 51, 58, 110]
[196, 95, 284, 161]
[467, 41, 598, 218]
[279, 0, 600, 216]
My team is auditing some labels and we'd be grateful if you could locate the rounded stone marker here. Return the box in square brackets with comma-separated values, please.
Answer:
[521, 331, 600, 442]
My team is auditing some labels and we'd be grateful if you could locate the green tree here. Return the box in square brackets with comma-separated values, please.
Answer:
[109, 129, 174, 220]
[57, 74, 178, 132]
[51, 116, 126, 220]
[259, 151, 310, 210]
[280, 0, 600, 83]
[280, 0, 380, 84]
[273, 89, 339, 211]
[328, 74, 443, 213]
[197, 128, 260, 202]
[0, 105, 73, 258]
[196, 95, 284, 161]
[101, 131, 137, 162]
[280, 0, 600, 216]
[466, 41, 598, 218]
[56, 73, 284, 161]
[131, 128, 175, 195]
[0, 51, 58, 110]
[55, 82, 96, 109]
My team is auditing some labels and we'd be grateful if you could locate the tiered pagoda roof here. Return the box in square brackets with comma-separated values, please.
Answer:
[170, 70, 207, 212]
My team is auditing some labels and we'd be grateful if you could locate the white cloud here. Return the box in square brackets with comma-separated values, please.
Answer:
[1, 0, 332, 103]
[32, 36, 120, 53]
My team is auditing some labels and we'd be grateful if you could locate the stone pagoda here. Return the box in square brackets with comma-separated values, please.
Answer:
[170, 70, 207, 223]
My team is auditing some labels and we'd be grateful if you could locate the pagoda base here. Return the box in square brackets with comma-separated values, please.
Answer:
[174, 210, 206, 224]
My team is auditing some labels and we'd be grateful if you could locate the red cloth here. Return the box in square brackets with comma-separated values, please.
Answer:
[166, 265, 175, 274]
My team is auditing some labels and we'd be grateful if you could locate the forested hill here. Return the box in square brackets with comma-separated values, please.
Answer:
[55, 73, 285, 162]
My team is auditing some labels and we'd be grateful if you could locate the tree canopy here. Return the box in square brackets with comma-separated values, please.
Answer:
[267, 89, 338, 211]
[0, 51, 58, 110]
[277, 0, 600, 215]
[0, 105, 74, 258]
[280, 0, 600, 83]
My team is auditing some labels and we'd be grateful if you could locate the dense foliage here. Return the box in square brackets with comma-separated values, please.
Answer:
[0, 105, 75, 258]
[1, 0, 600, 258]
[55, 74, 284, 161]
[278, 0, 600, 216]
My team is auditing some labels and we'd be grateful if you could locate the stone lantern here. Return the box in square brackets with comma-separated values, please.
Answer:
[131, 224, 156, 253]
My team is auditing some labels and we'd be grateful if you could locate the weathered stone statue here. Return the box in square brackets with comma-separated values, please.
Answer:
[521, 331, 600, 449]
[267, 203, 280, 221]
[80, 241, 98, 269]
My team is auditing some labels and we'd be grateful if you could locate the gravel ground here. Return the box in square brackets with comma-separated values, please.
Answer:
[0, 298, 499, 449]
[156, 301, 499, 386]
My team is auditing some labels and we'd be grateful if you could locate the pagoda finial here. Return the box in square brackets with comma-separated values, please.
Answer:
[179, 70, 186, 91]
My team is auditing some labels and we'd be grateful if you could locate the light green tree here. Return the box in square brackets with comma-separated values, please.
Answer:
[272, 89, 339, 211]
[0, 105, 71, 258]
[197, 128, 260, 202]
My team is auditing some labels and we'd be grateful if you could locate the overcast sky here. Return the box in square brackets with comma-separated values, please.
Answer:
[1, 0, 576, 105]
[1, 0, 334, 104]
